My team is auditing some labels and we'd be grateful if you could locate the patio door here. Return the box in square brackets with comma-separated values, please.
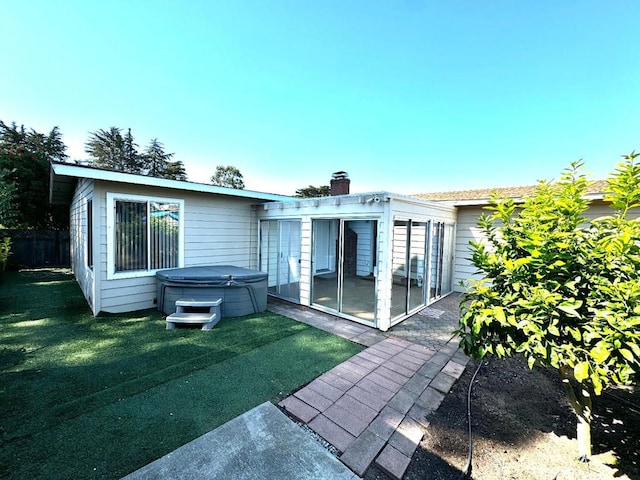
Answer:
[391, 220, 429, 320]
[260, 219, 301, 302]
[430, 222, 455, 300]
[311, 219, 378, 325]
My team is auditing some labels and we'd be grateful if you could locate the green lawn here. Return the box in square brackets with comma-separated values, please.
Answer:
[0, 269, 363, 480]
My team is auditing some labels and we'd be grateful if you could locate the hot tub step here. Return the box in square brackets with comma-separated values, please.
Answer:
[176, 298, 222, 309]
[166, 312, 219, 330]
[166, 298, 223, 331]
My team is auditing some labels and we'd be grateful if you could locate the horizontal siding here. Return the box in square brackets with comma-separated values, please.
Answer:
[95, 182, 261, 313]
[70, 178, 96, 311]
[453, 202, 640, 292]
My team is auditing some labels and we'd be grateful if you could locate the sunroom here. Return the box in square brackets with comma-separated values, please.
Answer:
[258, 192, 457, 331]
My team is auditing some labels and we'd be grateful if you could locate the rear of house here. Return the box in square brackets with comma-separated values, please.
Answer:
[257, 192, 457, 331]
[51, 164, 459, 331]
[52, 163, 290, 315]
[54, 163, 635, 332]
[415, 180, 640, 292]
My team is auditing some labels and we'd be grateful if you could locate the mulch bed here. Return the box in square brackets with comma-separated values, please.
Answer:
[365, 356, 639, 480]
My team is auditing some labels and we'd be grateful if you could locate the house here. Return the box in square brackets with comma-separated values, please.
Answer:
[413, 179, 637, 290]
[49, 164, 457, 331]
[49, 163, 291, 315]
[51, 163, 631, 332]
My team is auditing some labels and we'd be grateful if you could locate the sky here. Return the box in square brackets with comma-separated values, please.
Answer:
[1, 1, 638, 196]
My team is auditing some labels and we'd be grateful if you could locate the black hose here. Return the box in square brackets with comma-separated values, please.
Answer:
[457, 359, 484, 480]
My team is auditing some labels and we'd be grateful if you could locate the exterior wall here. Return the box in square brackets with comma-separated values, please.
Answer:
[69, 178, 96, 313]
[452, 200, 640, 292]
[385, 197, 457, 328]
[452, 206, 485, 292]
[93, 181, 261, 314]
[258, 194, 457, 331]
[259, 196, 388, 326]
[258, 197, 386, 314]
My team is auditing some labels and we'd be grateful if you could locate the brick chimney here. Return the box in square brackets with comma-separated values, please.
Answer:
[330, 171, 350, 196]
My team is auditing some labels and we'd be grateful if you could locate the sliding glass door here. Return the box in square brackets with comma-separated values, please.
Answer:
[430, 222, 455, 300]
[391, 219, 455, 322]
[312, 219, 378, 324]
[260, 219, 301, 302]
[391, 220, 429, 320]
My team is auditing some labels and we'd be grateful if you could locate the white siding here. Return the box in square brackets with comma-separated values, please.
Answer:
[452, 201, 640, 292]
[258, 194, 457, 331]
[94, 182, 262, 314]
[69, 178, 96, 313]
[349, 220, 375, 277]
[452, 206, 486, 292]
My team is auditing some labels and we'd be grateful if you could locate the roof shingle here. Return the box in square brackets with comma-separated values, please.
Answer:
[414, 179, 609, 203]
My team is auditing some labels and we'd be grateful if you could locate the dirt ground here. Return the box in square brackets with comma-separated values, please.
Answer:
[365, 356, 639, 480]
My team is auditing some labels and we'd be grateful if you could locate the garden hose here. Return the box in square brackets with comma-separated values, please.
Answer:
[457, 359, 484, 480]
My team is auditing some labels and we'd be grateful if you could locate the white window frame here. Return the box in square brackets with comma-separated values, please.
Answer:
[106, 192, 185, 280]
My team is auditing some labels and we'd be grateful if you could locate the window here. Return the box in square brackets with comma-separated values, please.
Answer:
[107, 193, 184, 278]
[87, 199, 93, 268]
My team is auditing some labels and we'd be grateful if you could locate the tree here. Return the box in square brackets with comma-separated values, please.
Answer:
[143, 138, 172, 177]
[142, 139, 187, 181]
[122, 128, 143, 173]
[295, 185, 330, 198]
[210, 165, 245, 189]
[163, 160, 187, 181]
[0, 236, 11, 271]
[457, 156, 640, 460]
[0, 120, 69, 229]
[85, 127, 142, 173]
[0, 165, 18, 227]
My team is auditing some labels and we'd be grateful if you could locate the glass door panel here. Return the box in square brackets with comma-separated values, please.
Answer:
[312, 218, 378, 324]
[429, 222, 454, 300]
[441, 223, 455, 295]
[312, 219, 339, 310]
[391, 220, 409, 319]
[260, 220, 279, 295]
[341, 220, 377, 322]
[430, 222, 444, 298]
[408, 221, 428, 312]
[278, 220, 301, 301]
[260, 219, 301, 302]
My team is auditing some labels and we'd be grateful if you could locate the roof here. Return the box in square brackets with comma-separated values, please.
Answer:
[262, 190, 456, 214]
[414, 179, 610, 206]
[49, 162, 294, 204]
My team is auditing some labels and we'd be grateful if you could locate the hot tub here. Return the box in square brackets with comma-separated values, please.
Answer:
[156, 265, 268, 317]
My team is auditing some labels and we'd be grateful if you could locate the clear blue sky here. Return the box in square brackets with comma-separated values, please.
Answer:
[1, 1, 638, 195]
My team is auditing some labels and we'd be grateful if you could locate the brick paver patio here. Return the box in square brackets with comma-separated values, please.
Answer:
[273, 294, 468, 479]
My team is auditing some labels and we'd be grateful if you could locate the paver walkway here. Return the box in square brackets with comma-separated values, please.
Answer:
[273, 294, 468, 479]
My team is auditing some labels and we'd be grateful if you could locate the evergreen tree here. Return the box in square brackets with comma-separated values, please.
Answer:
[0, 120, 69, 229]
[85, 127, 143, 173]
[144, 138, 172, 177]
[163, 160, 187, 181]
[295, 185, 330, 197]
[122, 128, 143, 173]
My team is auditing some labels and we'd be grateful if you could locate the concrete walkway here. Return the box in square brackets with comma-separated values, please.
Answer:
[123, 294, 467, 480]
[122, 402, 358, 480]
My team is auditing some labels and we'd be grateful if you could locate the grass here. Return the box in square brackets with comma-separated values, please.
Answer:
[0, 269, 364, 479]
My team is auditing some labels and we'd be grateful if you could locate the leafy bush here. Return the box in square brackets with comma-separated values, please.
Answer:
[0, 236, 11, 270]
[457, 153, 640, 459]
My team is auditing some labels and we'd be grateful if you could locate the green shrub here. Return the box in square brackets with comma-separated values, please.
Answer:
[0, 236, 11, 270]
[457, 153, 640, 460]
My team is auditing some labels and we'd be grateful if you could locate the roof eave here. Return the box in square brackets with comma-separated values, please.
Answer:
[50, 162, 294, 203]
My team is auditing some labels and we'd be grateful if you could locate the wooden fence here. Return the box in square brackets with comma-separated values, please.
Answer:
[0, 230, 70, 268]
